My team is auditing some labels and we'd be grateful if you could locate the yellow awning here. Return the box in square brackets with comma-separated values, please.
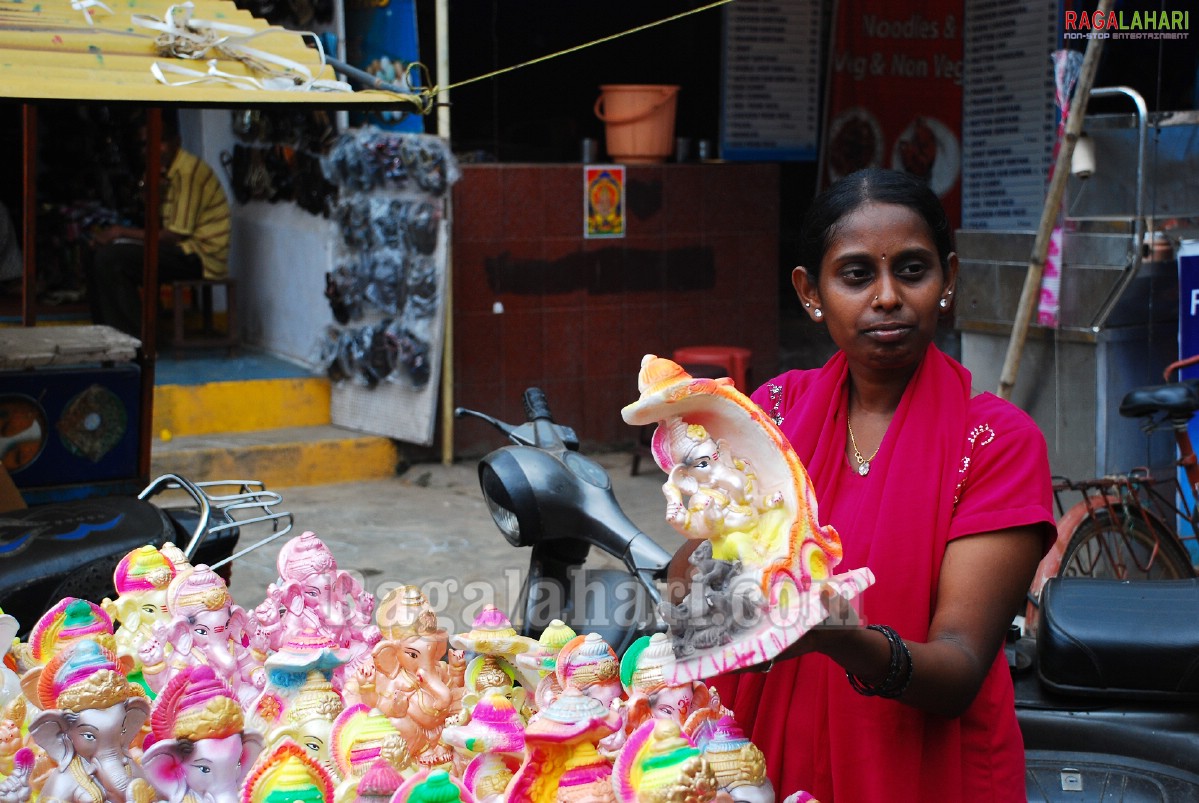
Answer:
[0, 0, 421, 107]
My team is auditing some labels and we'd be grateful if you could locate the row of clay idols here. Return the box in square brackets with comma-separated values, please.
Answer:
[0, 529, 793, 802]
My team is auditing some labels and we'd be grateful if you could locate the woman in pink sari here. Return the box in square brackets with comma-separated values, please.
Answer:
[701, 168, 1054, 800]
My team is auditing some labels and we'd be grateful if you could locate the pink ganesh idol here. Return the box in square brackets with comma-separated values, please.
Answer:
[140, 665, 266, 803]
[252, 532, 380, 665]
[140, 565, 264, 708]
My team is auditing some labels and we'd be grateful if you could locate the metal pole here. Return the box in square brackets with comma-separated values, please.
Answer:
[997, 0, 1113, 401]
[436, 0, 455, 466]
[21, 104, 36, 327]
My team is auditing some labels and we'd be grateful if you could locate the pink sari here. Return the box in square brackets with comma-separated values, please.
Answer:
[714, 345, 1035, 801]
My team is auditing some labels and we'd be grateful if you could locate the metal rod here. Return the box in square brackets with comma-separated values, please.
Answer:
[20, 104, 36, 327]
[1088, 86, 1148, 330]
[437, 0, 454, 466]
[997, 0, 1113, 401]
[325, 55, 413, 96]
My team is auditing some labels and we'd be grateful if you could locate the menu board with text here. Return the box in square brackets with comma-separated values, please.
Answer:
[720, 0, 823, 161]
[961, 0, 1058, 229]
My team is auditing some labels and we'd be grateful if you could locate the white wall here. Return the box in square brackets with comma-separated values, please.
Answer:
[180, 108, 334, 368]
[231, 202, 335, 366]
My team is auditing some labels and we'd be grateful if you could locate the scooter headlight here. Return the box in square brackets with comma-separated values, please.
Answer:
[485, 493, 521, 542]
[479, 455, 538, 547]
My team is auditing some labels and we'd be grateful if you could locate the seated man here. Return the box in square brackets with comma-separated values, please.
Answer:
[88, 112, 230, 338]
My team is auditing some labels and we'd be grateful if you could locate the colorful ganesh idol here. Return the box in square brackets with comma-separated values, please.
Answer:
[140, 664, 266, 803]
[514, 619, 576, 714]
[507, 689, 622, 803]
[101, 546, 177, 677]
[26, 639, 152, 803]
[267, 670, 345, 781]
[248, 620, 354, 734]
[451, 605, 539, 698]
[693, 717, 773, 803]
[240, 738, 336, 803]
[612, 719, 720, 803]
[601, 633, 723, 760]
[621, 356, 876, 683]
[140, 565, 264, 708]
[343, 586, 463, 768]
[555, 634, 623, 712]
[258, 532, 380, 663]
[330, 704, 413, 799]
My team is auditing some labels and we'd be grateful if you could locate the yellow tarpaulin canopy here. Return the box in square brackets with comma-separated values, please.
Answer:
[0, 0, 418, 107]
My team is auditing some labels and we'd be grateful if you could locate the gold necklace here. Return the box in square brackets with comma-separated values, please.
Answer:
[846, 418, 881, 476]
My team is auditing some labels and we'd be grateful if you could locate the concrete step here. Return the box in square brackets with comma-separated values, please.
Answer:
[153, 376, 331, 439]
[151, 425, 398, 489]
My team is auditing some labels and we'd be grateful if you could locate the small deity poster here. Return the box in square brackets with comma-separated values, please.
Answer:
[584, 165, 626, 239]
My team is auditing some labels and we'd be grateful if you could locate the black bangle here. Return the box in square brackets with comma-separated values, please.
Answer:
[846, 624, 913, 699]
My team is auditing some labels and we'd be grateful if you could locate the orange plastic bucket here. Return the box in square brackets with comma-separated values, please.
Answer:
[594, 84, 679, 164]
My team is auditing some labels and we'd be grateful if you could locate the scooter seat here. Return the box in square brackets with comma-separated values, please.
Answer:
[0, 497, 238, 637]
[1037, 577, 1199, 700]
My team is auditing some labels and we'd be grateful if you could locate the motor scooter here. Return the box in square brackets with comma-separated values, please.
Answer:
[462, 385, 1199, 800]
[0, 473, 293, 636]
[1017, 575, 1199, 801]
[455, 387, 672, 655]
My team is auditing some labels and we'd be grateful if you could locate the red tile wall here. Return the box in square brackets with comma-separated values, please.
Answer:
[451, 163, 780, 455]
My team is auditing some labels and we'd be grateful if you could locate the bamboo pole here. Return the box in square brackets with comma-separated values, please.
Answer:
[436, 0, 455, 466]
[996, 0, 1113, 401]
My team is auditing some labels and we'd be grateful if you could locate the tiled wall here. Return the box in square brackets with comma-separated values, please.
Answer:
[451, 163, 780, 455]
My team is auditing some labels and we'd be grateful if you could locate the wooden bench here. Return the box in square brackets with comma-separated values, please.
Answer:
[169, 278, 238, 357]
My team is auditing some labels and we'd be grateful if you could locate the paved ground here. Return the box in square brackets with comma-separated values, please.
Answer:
[223, 447, 680, 635]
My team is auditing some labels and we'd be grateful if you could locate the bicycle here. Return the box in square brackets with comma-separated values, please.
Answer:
[1025, 354, 1199, 633]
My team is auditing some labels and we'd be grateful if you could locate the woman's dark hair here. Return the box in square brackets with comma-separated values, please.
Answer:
[798, 168, 954, 278]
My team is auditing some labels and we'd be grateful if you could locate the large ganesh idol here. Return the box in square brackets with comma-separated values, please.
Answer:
[621, 356, 875, 683]
[250, 532, 379, 669]
[140, 665, 265, 803]
[342, 586, 464, 768]
[101, 546, 177, 679]
[140, 565, 264, 708]
[24, 639, 151, 803]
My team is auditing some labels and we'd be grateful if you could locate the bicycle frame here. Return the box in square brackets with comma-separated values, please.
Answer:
[1025, 356, 1199, 633]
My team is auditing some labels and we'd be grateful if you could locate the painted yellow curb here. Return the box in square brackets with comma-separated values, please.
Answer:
[150, 435, 396, 489]
[154, 378, 331, 438]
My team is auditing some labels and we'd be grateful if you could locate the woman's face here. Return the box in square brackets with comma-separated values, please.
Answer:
[794, 201, 956, 377]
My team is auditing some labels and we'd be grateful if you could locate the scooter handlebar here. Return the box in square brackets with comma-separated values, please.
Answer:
[523, 387, 553, 422]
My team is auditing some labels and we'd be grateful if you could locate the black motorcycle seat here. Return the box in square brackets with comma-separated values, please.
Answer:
[0, 496, 238, 636]
[1119, 381, 1199, 419]
[1037, 577, 1199, 700]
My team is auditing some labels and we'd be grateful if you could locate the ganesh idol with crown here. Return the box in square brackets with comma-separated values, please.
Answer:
[622, 355, 875, 683]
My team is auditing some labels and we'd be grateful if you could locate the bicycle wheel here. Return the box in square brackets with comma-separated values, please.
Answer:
[1060, 507, 1195, 580]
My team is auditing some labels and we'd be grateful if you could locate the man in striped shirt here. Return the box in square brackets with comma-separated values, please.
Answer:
[89, 113, 230, 338]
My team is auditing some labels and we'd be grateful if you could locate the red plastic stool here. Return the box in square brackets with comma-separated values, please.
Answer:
[672, 345, 753, 392]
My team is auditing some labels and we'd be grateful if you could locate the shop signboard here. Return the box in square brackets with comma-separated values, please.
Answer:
[821, 0, 964, 226]
[961, 0, 1058, 230]
[720, 0, 822, 161]
[1178, 240, 1199, 552]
